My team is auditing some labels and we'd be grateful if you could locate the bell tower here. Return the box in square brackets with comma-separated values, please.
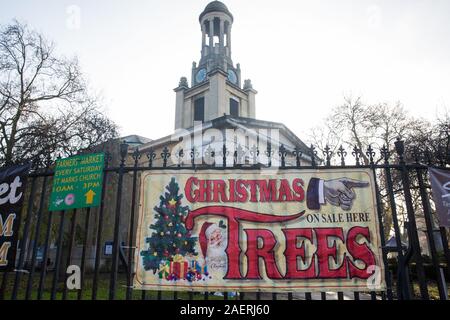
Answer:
[174, 1, 257, 130]
[196, 1, 234, 85]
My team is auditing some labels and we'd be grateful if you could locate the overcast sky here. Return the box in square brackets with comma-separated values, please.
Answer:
[2, 0, 450, 141]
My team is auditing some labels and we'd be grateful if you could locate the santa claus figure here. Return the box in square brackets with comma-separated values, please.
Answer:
[198, 222, 227, 275]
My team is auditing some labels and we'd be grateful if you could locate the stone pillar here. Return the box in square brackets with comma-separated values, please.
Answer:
[174, 89, 185, 130]
[227, 25, 232, 55]
[191, 62, 196, 87]
[209, 19, 214, 49]
[201, 22, 206, 49]
[244, 80, 257, 119]
[219, 19, 224, 49]
[174, 77, 189, 130]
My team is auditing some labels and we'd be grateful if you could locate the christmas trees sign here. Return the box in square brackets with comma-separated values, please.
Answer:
[134, 170, 385, 292]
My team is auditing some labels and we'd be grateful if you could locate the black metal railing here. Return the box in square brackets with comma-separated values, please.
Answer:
[0, 139, 449, 300]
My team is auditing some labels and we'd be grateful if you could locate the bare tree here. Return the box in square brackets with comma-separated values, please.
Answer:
[309, 96, 429, 164]
[0, 20, 118, 166]
[308, 96, 378, 165]
[308, 96, 434, 238]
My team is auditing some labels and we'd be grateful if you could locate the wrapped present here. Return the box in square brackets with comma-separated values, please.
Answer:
[158, 261, 170, 280]
[195, 261, 208, 275]
[170, 254, 188, 280]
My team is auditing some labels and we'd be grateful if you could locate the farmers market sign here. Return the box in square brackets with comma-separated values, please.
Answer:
[49, 153, 104, 211]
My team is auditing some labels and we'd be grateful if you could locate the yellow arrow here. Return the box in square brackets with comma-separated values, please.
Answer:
[84, 189, 96, 204]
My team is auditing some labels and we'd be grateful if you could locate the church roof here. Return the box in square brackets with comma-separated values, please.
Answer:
[199, 1, 233, 22]
[137, 115, 315, 162]
[120, 134, 152, 145]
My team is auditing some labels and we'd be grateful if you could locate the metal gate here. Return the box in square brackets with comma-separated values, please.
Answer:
[1, 139, 449, 300]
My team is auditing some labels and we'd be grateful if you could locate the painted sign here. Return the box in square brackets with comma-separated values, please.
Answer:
[134, 169, 385, 292]
[429, 167, 450, 227]
[0, 163, 30, 271]
[49, 153, 104, 211]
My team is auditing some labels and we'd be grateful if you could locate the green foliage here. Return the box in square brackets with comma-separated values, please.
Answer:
[140, 177, 197, 272]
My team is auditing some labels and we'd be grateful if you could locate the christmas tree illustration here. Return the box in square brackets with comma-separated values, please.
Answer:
[141, 177, 197, 273]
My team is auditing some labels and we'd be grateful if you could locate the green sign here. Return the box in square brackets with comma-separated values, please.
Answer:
[49, 153, 104, 211]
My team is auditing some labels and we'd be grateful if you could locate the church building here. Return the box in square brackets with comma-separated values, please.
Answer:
[132, 1, 313, 167]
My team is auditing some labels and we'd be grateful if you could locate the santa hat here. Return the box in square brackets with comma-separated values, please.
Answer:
[199, 222, 216, 258]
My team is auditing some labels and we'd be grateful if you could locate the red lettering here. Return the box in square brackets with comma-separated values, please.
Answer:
[212, 180, 228, 202]
[257, 179, 277, 202]
[245, 229, 283, 279]
[185, 208, 378, 281]
[236, 180, 248, 202]
[184, 177, 198, 202]
[185, 206, 304, 279]
[282, 228, 316, 278]
[228, 179, 236, 202]
[292, 178, 305, 201]
[278, 179, 293, 201]
[185, 177, 308, 203]
[346, 226, 376, 279]
[315, 228, 347, 278]
[248, 180, 258, 202]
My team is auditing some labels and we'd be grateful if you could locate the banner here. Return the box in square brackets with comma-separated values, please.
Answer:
[0, 163, 30, 271]
[428, 167, 450, 228]
[134, 169, 385, 292]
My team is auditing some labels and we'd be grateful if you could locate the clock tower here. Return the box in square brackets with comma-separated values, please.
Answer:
[174, 1, 257, 130]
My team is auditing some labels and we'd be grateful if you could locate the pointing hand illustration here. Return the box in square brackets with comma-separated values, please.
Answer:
[323, 178, 369, 210]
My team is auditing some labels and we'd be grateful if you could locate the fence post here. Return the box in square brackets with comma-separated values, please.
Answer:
[11, 173, 38, 300]
[415, 164, 447, 300]
[78, 207, 91, 300]
[50, 210, 67, 300]
[126, 148, 140, 300]
[367, 145, 392, 300]
[109, 141, 128, 300]
[62, 209, 78, 300]
[293, 147, 302, 168]
[380, 145, 410, 300]
[395, 138, 429, 299]
[92, 152, 111, 300]
[25, 162, 51, 300]
[36, 209, 54, 300]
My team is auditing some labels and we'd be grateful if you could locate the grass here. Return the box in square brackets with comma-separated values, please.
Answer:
[412, 281, 450, 300]
[2, 271, 448, 300]
[1, 271, 230, 300]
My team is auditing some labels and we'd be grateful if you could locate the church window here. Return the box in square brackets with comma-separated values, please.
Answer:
[230, 98, 239, 117]
[194, 97, 205, 122]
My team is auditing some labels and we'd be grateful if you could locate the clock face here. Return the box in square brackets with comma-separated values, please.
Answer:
[227, 69, 238, 84]
[195, 68, 207, 83]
